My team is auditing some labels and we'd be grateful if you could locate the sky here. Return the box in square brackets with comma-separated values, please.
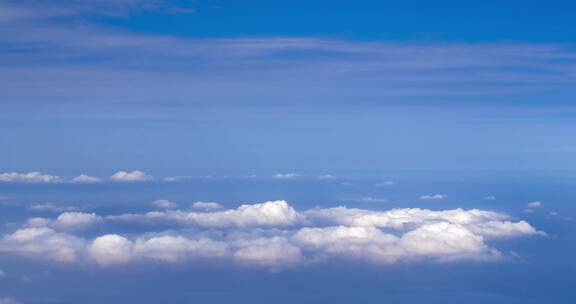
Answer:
[1, 1, 576, 303]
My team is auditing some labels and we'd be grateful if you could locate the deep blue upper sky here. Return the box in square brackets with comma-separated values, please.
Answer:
[3, 0, 576, 174]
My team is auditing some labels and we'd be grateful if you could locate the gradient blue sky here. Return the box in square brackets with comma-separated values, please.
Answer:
[2, 0, 576, 175]
[1, 1, 576, 304]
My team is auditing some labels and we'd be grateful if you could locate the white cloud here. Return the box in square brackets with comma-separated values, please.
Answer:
[318, 174, 337, 180]
[0, 227, 84, 262]
[152, 199, 177, 209]
[28, 203, 78, 213]
[0, 201, 543, 269]
[191, 201, 223, 211]
[374, 181, 395, 187]
[89, 234, 132, 266]
[527, 201, 542, 209]
[419, 194, 448, 200]
[484, 196, 496, 200]
[0, 172, 62, 183]
[110, 170, 153, 182]
[71, 174, 102, 183]
[53, 212, 100, 230]
[110, 200, 299, 229]
[272, 173, 302, 179]
[233, 237, 302, 268]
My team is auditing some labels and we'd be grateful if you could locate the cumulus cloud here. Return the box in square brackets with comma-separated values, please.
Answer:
[191, 201, 223, 211]
[71, 174, 102, 183]
[0, 172, 62, 183]
[152, 199, 177, 209]
[53, 212, 100, 230]
[419, 194, 448, 200]
[110, 170, 153, 182]
[0, 227, 84, 262]
[0, 201, 543, 269]
[110, 200, 299, 229]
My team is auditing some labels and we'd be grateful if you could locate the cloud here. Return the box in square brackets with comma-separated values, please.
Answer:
[0, 201, 543, 269]
[318, 174, 337, 180]
[28, 203, 79, 213]
[272, 173, 302, 179]
[419, 194, 448, 200]
[110, 170, 153, 182]
[0, 269, 5, 279]
[484, 196, 496, 200]
[152, 199, 177, 209]
[527, 201, 542, 208]
[53, 212, 100, 230]
[71, 174, 102, 183]
[0, 172, 62, 183]
[0, 227, 84, 262]
[191, 201, 223, 211]
[110, 200, 300, 229]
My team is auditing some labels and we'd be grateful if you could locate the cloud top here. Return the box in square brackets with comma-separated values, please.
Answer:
[0, 200, 543, 269]
[110, 170, 153, 182]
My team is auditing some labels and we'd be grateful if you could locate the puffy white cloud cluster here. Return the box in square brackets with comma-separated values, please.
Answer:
[0, 172, 62, 183]
[0, 201, 543, 269]
[110, 170, 153, 182]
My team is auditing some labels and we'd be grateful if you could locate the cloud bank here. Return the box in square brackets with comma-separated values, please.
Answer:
[0, 200, 543, 269]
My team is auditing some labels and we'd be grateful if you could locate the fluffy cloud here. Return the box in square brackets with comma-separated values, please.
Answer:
[0, 227, 84, 262]
[419, 194, 448, 200]
[0, 172, 62, 183]
[110, 200, 299, 229]
[110, 170, 153, 182]
[71, 174, 102, 183]
[53, 212, 100, 230]
[0, 201, 543, 269]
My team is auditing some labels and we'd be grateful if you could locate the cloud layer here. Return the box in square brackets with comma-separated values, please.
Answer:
[0, 200, 543, 269]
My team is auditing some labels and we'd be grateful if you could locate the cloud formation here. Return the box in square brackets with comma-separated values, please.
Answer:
[71, 174, 102, 183]
[110, 170, 153, 182]
[419, 194, 448, 200]
[0, 201, 543, 269]
[0, 172, 62, 183]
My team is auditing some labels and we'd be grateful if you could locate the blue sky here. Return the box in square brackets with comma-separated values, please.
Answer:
[1, 1, 576, 303]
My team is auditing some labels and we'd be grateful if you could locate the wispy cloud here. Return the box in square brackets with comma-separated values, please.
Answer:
[0, 172, 62, 183]
[1, 3, 576, 121]
[419, 194, 448, 200]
